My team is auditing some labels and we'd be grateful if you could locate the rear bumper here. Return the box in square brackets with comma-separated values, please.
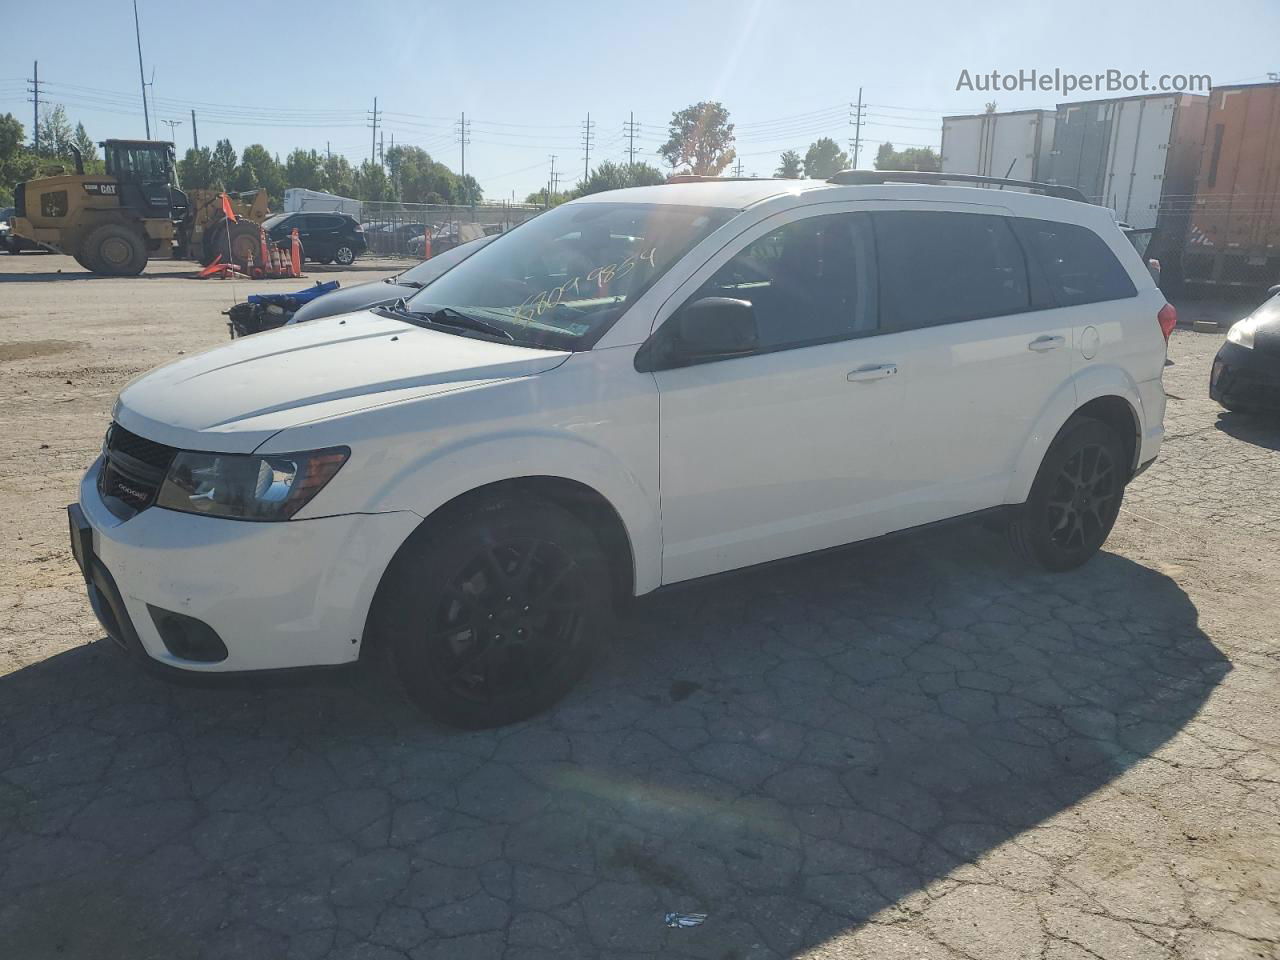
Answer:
[75, 458, 421, 672]
[1210, 339, 1280, 411]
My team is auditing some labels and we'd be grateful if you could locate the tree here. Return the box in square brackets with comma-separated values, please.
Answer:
[525, 188, 572, 208]
[0, 113, 29, 205]
[575, 160, 665, 196]
[659, 101, 735, 176]
[775, 150, 803, 179]
[456, 173, 483, 205]
[803, 138, 849, 179]
[321, 154, 355, 198]
[178, 147, 213, 189]
[873, 142, 941, 172]
[353, 159, 389, 202]
[284, 148, 324, 191]
[39, 104, 74, 157]
[233, 144, 285, 203]
[72, 123, 101, 170]
[210, 138, 237, 188]
[385, 145, 459, 204]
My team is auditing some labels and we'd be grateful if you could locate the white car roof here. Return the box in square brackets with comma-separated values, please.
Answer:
[572, 178, 1109, 227]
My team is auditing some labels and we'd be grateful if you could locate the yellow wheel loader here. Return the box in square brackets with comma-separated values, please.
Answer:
[9, 139, 188, 276]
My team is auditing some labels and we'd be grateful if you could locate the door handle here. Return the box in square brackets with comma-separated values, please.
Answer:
[1028, 335, 1065, 352]
[847, 363, 898, 382]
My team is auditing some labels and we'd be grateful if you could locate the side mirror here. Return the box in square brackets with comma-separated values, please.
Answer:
[670, 297, 759, 363]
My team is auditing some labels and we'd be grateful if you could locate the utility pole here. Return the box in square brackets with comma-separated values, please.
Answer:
[849, 88, 865, 169]
[368, 97, 379, 165]
[161, 118, 183, 142]
[546, 155, 557, 208]
[733, 156, 744, 177]
[581, 112, 595, 184]
[132, 0, 151, 138]
[27, 61, 39, 154]
[456, 112, 471, 189]
[326, 141, 331, 161]
[379, 130, 384, 165]
[624, 112, 639, 166]
[191, 109, 199, 150]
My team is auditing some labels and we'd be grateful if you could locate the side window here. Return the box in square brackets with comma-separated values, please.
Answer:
[875, 211, 1030, 330]
[1012, 218, 1137, 306]
[692, 212, 876, 352]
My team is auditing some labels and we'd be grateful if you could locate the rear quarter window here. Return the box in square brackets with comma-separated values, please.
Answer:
[1011, 219, 1137, 306]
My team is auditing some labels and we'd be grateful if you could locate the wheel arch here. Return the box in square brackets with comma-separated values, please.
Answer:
[1006, 365, 1145, 504]
[361, 474, 639, 659]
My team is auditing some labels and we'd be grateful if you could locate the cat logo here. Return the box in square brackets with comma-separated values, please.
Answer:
[83, 183, 118, 196]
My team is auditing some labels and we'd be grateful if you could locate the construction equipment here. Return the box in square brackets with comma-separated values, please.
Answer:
[180, 188, 271, 264]
[9, 139, 189, 275]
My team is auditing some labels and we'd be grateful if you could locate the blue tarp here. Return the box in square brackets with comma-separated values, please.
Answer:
[246, 280, 340, 309]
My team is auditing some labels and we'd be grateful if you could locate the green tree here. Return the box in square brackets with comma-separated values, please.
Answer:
[576, 160, 665, 196]
[803, 138, 849, 179]
[72, 123, 102, 171]
[38, 104, 74, 157]
[284, 148, 324, 191]
[233, 144, 285, 203]
[178, 147, 214, 189]
[775, 150, 803, 179]
[526, 188, 572, 208]
[873, 142, 941, 171]
[386, 145, 459, 204]
[321, 154, 355, 197]
[0, 113, 31, 205]
[210, 138, 237, 188]
[659, 101, 735, 176]
[353, 159, 389, 201]
[457, 173, 483, 205]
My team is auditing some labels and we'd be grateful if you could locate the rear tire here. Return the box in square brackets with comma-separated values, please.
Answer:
[84, 222, 147, 276]
[203, 219, 263, 270]
[376, 495, 611, 728]
[1007, 418, 1126, 572]
[335, 244, 356, 265]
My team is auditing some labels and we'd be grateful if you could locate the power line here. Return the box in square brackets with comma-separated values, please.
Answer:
[849, 88, 865, 169]
[26, 60, 39, 153]
[581, 112, 595, 184]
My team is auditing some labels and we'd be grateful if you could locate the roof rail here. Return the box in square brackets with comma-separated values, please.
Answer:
[665, 174, 778, 184]
[827, 169, 1088, 203]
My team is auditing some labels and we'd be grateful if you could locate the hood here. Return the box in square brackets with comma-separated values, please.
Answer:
[115, 311, 568, 453]
[289, 277, 414, 324]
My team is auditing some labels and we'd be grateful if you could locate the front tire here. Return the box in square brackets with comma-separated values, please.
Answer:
[1007, 418, 1126, 572]
[334, 244, 356, 265]
[376, 496, 611, 728]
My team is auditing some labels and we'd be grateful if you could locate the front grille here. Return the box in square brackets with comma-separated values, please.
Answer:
[99, 423, 177, 518]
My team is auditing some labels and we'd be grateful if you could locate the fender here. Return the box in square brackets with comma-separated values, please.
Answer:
[372, 429, 661, 595]
[1004, 362, 1143, 504]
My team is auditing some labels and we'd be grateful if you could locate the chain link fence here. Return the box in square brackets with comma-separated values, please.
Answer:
[358, 201, 544, 258]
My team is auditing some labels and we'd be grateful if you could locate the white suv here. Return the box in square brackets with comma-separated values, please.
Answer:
[70, 174, 1172, 727]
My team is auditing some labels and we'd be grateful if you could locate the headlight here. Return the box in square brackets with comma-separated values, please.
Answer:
[1227, 317, 1257, 349]
[155, 447, 349, 521]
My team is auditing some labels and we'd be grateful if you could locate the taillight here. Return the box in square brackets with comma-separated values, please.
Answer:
[1157, 303, 1177, 341]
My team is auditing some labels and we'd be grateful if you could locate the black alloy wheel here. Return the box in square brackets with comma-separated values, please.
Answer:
[380, 496, 610, 727]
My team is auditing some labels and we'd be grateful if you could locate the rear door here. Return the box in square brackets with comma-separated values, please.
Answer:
[872, 208, 1073, 523]
[304, 215, 339, 258]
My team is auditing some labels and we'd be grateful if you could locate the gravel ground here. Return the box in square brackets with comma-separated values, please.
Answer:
[1, 253, 1277, 960]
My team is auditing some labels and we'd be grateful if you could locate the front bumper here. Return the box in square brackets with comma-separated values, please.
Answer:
[1210, 339, 1280, 412]
[74, 458, 420, 672]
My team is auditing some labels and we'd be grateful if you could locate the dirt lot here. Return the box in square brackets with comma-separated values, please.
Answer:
[1, 252, 1278, 960]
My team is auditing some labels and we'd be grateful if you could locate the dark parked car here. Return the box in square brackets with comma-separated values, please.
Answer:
[1211, 284, 1280, 413]
[288, 234, 497, 324]
[262, 212, 367, 265]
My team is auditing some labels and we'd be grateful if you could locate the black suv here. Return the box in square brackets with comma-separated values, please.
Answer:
[262, 212, 367, 265]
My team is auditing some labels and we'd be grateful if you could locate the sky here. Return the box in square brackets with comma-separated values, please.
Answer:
[3, 0, 1277, 201]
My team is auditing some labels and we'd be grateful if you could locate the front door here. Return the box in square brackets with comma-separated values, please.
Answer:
[650, 211, 908, 584]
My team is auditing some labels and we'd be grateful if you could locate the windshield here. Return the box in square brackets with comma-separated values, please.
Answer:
[398, 235, 497, 285]
[405, 202, 733, 349]
[261, 214, 292, 231]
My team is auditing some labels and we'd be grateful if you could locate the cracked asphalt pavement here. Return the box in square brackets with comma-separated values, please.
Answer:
[1, 256, 1278, 959]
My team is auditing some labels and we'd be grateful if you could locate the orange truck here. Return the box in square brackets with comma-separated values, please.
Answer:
[1183, 82, 1280, 288]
